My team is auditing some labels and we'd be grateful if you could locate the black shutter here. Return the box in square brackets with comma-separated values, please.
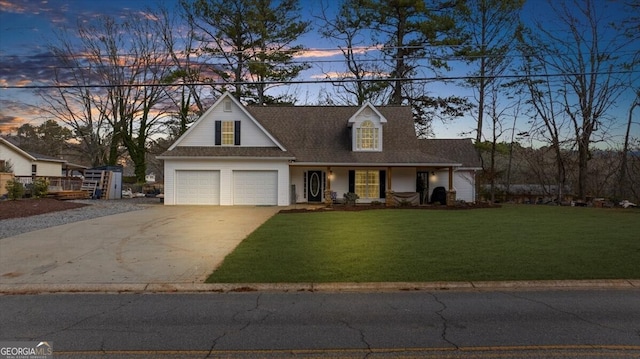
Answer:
[215, 121, 221, 145]
[379, 170, 386, 198]
[234, 121, 241, 145]
[348, 170, 355, 193]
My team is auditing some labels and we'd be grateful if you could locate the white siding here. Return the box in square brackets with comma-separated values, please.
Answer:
[36, 161, 63, 177]
[1, 143, 31, 177]
[454, 170, 476, 202]
[289, 167, 306, 203]
[390, 167, 415, 192]
[428, 170, 477, 203]
[329, 168, 349, 201]
[429, 171, 449, 190]
[164, 159, 289, 206]
[5, 156, 31, 177]
[0, 143, 62, 177]
[178, 101, 277, 147]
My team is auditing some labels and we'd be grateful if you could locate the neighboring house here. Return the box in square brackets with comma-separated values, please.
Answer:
[0, 137, 66, 178]
[1, 137, 88, 194]
[159, 93, 481, 206]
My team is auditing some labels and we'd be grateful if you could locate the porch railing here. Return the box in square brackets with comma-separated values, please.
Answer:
[14, 176, 83, 191]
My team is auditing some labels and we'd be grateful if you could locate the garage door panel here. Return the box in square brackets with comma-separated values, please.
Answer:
[233, 171, 277, 205]
[176, 170, 220, 205]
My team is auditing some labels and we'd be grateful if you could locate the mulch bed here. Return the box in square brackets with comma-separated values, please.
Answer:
[0, 198, 498, 220]
[280, 202, 499, 214]
[0, 198, 89, 220]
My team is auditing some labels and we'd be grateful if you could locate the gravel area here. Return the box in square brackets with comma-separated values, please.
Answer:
[0, 198, 160, 239]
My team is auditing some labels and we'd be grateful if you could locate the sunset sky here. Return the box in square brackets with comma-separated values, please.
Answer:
[0, 0, 637, 145]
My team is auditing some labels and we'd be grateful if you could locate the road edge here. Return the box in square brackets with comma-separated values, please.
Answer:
[1, 279, 638, 295]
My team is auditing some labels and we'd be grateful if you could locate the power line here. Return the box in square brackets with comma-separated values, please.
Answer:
[1, 70, 637, 90]
[0, 47, 636, 64]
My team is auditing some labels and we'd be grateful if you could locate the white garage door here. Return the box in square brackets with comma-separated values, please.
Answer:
[233, 171, 278, 205]
[175, 170, 220, 205]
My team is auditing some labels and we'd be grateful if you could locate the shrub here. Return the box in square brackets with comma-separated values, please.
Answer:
[0, 160, 13, 173]
[343, 192, 359, 206]
[32, 178, 49, 198]
[5, 180, 25, 200]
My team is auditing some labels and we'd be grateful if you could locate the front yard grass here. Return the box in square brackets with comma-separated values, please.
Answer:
[206, 205, 640, 283]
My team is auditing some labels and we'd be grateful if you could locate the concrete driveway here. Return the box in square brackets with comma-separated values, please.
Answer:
[0, 205, 280, 286]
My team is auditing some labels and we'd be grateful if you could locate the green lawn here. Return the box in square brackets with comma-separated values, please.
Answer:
[206, 205, 640, 283]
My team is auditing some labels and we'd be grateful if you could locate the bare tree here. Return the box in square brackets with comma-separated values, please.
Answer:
[516, 31, 569, 202]
[154, 4, 213, 137]
[38, 34, 113, 167]
[42, 13, 175, 181]
[522, 0, 637, 200]
[614, 0, 640, 201]
[617, 91, 640, 200]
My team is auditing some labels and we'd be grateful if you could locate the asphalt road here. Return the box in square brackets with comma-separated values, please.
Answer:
[1, 289, 639, 358]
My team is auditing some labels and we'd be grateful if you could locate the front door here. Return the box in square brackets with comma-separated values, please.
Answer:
[417, 171, 430, 205]
[307, 171, 323, 202]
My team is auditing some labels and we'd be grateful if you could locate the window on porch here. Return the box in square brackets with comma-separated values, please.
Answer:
[355, 170, 379, 199]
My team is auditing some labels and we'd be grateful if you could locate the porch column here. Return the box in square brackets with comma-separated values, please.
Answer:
[386, 167, 393, 207]
[447, 166, 456, 206]
[324, 166, 333, 206]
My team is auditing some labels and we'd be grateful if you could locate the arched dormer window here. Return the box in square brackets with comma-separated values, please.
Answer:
[356, 120, 379, 150]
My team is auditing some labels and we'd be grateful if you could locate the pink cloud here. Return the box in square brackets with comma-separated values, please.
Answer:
[0, 0, 27, 13]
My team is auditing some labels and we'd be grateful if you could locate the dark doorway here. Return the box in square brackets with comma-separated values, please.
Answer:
[417, 172, 430, 205]
[307, 171, 323, 202]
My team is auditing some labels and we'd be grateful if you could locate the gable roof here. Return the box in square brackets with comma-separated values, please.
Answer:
[347, 102, 387, 125]
[0, 137, 66, 164]
[168, 92, 286, 151]
[160, 103, 474, 167]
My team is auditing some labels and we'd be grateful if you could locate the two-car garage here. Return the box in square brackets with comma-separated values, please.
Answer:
[173, 169, 279, 206]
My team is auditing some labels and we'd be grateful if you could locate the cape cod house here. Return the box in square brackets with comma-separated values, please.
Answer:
[159, 93, 481, 206]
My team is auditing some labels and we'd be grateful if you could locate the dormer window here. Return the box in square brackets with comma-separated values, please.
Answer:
[348, 103, 386, 152]
[356, 120, 379, 150]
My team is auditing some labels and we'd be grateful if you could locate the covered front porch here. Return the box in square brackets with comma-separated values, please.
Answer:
[289, 165, 460, 206]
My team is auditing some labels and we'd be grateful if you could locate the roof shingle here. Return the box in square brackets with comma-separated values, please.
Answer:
[160, 104, 478, 167]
